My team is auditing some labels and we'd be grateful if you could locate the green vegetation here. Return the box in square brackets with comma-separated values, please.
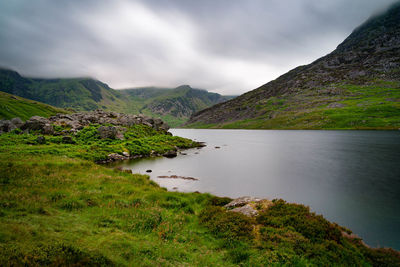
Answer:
[0, 69, 233, 127]
[120, 85, 234, 127]
[0, 126, 399, 265]
[0, 91, 68, 120]
[0, 124, 198, 162]
[187, 81, 400, 129]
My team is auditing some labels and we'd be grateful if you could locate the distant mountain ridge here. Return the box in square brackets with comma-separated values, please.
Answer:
[120, 85, 233, 121]
[0, 68, 233, 126]
[186, 2, 400, 129]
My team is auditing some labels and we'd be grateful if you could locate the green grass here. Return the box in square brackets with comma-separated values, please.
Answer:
[0, 124, 199, 162]
[0, 126, 399, 265]
[186, 81, 400, 130]
[0, 91, 68, 120]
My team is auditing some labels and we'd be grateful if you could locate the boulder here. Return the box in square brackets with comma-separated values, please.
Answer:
[108, 153, 128, 161]
[115, 127, 126, 140]
[224, 196, 262, 209]
[10, 117, 24, 128]
[163, 150, 177, 158]
[21, 116, 49, 131]
[0, 120, 16, 133]
[230, 204, 259, 217]
[224, 197, 273, 217]
[98, 126, 118, 139]
[42, 124, 54, 135]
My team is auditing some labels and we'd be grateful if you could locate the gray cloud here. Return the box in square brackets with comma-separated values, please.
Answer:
[0, 0, 397, 95]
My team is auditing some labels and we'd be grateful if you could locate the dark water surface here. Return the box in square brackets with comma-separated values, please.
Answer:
[115, 129, 400, 249]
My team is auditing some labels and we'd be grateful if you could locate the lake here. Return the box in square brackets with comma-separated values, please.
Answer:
[113, 129, 400, 249]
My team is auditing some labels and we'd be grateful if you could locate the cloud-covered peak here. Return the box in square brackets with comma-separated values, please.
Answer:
[0, 0, 396, 95]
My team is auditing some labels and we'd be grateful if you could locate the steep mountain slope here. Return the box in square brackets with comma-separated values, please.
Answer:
[0, 68, 130, 112]
[120, 85, 234, 126]
[0, 91, 68, 120]
[186, 2, 400, 129]
[0, 69, 233, 126]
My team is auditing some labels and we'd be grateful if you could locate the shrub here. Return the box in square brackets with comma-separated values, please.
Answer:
[257, 199, 342, 243]
[199, 206, 254, 244]
[208, 196, 232, 206]
[0, 243, 113, 266]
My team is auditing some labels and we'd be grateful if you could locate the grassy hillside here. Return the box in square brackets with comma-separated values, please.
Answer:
[119, 85, 234, 127]
[0, 128, 399, 265]
[188, 81, 400, 129]
[0, 69, 233, 127]
[186, 3, 400, 129]
[0, 91, 68, 120]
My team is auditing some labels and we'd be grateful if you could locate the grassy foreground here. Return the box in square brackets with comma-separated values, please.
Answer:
[0, 128, 399, 266]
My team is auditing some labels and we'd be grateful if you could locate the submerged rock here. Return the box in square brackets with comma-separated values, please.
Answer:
[163, 150, 177, 158]
[157, 175, 198, 181]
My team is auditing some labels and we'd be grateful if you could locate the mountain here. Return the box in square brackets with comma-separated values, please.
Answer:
[0, 69, 233, 126]
[0, 91, 68, 120]
[186, 3, 400, 129]
[119, 85, 234, 126]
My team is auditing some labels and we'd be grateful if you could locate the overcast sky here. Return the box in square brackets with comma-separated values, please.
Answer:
[0, 0, 397, 95]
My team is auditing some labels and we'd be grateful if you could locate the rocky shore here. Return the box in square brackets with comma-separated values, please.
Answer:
[0, 110, 203, 163]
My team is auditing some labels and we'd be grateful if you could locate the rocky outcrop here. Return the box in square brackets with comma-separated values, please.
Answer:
[0, 110, 170, 135]
[224, 196, 273, 217]
[48, 110, 169, 132]
[0, 119, 17, 133]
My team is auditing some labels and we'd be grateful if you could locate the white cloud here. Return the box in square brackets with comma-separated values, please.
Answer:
[0, 0, 396, 95]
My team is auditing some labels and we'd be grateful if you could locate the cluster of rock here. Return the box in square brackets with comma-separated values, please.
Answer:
[224, 196, 273, 217]
[0, 117, 24, 133]
[0, 110, 170, 136]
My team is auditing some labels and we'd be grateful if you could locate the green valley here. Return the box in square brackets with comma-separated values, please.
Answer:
[0, 68, 233, 127]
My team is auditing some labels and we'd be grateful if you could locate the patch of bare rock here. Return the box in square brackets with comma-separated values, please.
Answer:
[224, 196, 273, 217]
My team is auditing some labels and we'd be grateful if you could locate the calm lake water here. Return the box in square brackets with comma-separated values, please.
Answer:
[114, 129, 400, 249]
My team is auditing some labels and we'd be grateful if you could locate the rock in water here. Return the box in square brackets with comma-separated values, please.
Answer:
[163, 150, 177, 158]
